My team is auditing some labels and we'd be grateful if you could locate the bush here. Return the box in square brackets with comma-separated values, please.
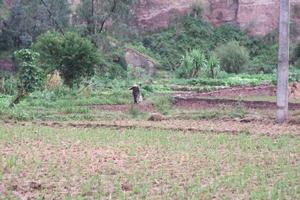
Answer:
[207, 54, 221, 79]
[98, 49, 128, 79]
[143, 17, 214, 70]
[33, 31, 101, 87]
[152, 95, 172, 115]
[11, 49, 44, 105]
[176, 49, 207, 78]
[0, 71, 17, 95]
[215, 41, 250, 74]
[292, 42, 300, 67]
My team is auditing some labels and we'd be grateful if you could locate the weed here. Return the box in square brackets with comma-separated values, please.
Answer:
[128, 104, 145, 119]
[152, 95, 172, 115]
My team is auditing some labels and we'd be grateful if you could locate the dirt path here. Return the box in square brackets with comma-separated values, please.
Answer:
[3, 119, 299, 137]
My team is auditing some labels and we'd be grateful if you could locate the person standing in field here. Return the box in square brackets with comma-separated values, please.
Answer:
[130, 84, 142, 104]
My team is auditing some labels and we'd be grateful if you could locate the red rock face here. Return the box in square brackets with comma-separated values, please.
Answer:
[134, 0, 195, 31]
[2, 0, 300, 36]
[134, 0, 300, 36]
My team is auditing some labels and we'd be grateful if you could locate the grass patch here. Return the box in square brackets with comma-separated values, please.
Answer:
[151, 95, 172, 115]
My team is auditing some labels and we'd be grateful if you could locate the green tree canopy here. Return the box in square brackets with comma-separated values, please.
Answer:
[33, 31, 101, 87]
[0, 0, 70, 49]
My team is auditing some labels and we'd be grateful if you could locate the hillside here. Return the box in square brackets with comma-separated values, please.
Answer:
[2, 0, 300, 36]
[134, 0, 300, 36]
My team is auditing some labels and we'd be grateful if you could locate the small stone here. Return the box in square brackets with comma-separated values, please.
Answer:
[148, 113, 166, 121]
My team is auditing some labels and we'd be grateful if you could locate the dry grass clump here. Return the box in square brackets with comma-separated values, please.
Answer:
[45, 70, 62, 90]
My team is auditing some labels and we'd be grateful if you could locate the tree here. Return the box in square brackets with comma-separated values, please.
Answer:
[77, 0, 135, 35]
[11, 49, 44, 106]
[33, 31, 101, 87]
[276, 0, 290, 123]
[0, 0, 70, 49]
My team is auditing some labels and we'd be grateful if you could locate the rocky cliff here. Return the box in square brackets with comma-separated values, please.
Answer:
[134, 0, 300, 36]
[2, 0, 300, 36]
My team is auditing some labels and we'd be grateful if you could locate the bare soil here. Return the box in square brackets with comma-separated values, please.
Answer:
[173, 97, 300, 110]
[3, 118, 299, 137]
[172, 84, 276, 98]
[91, 102, 154, 113]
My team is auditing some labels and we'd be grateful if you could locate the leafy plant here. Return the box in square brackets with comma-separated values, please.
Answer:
[215, 41, 250, 74]
[152, 95, 172, 115]
[176, 49, 207, 78]
[33, 31, 101, 87]
[207, 54, 221, 79]
[11, 49, 44, 106]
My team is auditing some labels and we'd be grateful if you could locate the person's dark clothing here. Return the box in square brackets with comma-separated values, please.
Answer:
[129, 86, 140, 104]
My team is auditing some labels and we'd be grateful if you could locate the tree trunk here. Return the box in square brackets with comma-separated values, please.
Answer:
[276, 0, 290, 123]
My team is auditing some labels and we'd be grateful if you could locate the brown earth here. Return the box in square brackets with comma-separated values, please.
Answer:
[173, 98, 300, 110]
[3, 118, 299, 137]
[91, 102, 155, 113]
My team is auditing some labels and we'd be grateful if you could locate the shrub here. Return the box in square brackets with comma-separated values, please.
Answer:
[97, 48, 128, 79]
[33, 31, 101, 87]
[207, 54, 221, 79]
[215, 41, 250, 73]
[292, 42, 300, 66]
[143, 17, 214, 70]
[0, 71, 17, 95]
[176, 49, 207, 78]
[11, 49, 44, 106]
[152, 95, 172, 115]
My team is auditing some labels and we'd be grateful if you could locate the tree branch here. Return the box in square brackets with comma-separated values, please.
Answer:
[98, 0, 117, 34]
[40, 0, 65, 35]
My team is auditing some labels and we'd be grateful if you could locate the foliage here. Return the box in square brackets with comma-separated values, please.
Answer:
[77, 0, 136, 36]
[97, 48, 128, 79]
[152, 95, 172, 115]
[0, 0, 8, 21]
[32, 31, 63, 73]
[292, 41, 300, 66]
[207, 54, 221, 79]
[141, 17, 276, 74]
[142, 17, 214, 70]
[14, 49, 44, 93]
[175, 73, 275, 87]
[176, 49, 222, 79]
[0, 0, 70, 50]
[33, 31, 101, 87]
[215, 41, 250, 74]
[12, 49, 44, 105]
[176, 49, 207, 78]
[289, 68, 300, 82]
[247, 45, 278, 74]
[0, 71, 17, 95]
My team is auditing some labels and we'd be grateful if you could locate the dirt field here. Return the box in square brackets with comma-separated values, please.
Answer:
[0, 124, 299, 199]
